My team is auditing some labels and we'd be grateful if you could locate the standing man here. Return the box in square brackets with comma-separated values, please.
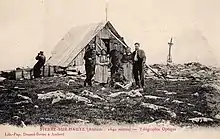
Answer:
[84, 43, 96, 86]
[132, 42, 146, 87]
[109, 43, 120, 76]
[109, 43, 123, 86]
[33, 51, 46, 78]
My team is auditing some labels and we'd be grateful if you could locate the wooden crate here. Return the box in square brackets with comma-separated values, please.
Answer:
[40, 65, 56, 77]
[15, 69, 32, 80]
[49, 66, 55, 76]
[42, 65, 48, 77]
[23, 69, 32, 79]
[2, 70, 16, 80]
[15, 70, 23, 80]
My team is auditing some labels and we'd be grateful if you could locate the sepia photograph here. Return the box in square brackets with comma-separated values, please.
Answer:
[0, 0, 220, 138]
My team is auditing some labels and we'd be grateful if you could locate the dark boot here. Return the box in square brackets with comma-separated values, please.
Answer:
[141, 80, 144, 88]
[88, 81, 92, 86]
[135, 81, 140, 88]
[84, 81, 87, 87]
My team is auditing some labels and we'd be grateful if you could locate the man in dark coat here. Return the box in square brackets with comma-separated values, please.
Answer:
[132, 42, 146, 87]
[33, 51, 46, 78]
[84, 43, 96, 86]
[109, 43, 122, 76]
[109, 43, 124, 86]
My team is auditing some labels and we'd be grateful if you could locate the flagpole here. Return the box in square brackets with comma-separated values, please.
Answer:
[105, 0, 109, 22]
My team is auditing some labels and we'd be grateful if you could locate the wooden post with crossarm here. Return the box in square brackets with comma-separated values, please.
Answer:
[167, 37, 174, 64]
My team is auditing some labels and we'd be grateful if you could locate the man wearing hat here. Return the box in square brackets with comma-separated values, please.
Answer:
[33, 51, 46, 78]
[83, 43, 96, 86]
[132, 42, 146, 88]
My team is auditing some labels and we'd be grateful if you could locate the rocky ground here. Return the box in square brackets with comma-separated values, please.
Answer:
[0, 62, 220, 127]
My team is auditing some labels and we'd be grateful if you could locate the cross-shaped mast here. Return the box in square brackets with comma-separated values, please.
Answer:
[167, 37, 174, 64]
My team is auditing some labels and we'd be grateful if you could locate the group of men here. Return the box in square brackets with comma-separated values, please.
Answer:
[83, 42, 146, 88]
[33, 42, 146, 88]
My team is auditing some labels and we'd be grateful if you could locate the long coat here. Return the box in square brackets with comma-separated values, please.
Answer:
[121, 53, 133, 81]
[95, 55, 110, 83]
[132, 49, 146, 64]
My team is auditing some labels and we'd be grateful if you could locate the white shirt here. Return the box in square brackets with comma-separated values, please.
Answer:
[134, 50, 138, 61]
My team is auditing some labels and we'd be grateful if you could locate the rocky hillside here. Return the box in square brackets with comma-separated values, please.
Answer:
[0, 62, 220, 127]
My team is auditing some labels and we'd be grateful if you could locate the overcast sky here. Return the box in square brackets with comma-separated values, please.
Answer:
[0, 0, 220, 70]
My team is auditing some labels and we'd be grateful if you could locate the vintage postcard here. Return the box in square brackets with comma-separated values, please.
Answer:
[0, 0, 220, 139]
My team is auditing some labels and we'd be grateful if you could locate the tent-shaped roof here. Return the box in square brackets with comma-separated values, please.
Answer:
[47, 21, 124, 67]
[172, 29, 219, 66]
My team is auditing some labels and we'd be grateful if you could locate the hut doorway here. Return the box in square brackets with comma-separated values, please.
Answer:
[101, 39, 110, 54]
